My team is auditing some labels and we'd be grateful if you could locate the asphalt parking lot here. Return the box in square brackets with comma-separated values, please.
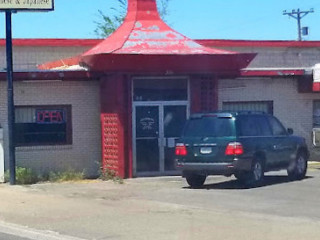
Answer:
[0, 165, 320, 240]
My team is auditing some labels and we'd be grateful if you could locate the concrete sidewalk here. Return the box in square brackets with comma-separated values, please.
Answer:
[0, 169, 320, 240]
[309, 161, 320, 168]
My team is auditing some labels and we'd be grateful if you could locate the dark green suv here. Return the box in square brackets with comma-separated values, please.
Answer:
[175, 112, 309, 188]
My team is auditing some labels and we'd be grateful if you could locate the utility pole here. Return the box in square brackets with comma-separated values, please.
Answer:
[283, 8, 314, 41]
[5, 10, 15, 185]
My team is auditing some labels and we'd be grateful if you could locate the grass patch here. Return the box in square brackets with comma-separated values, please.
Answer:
[5, 167, 85, 185]
[46, 170, 85, 182]
[100, 167, 124, 184]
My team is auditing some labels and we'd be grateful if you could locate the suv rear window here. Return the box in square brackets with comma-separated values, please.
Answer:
[182, 117, 235, 137]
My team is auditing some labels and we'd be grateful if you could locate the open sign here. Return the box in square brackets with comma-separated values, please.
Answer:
[36, 109, 65, 124]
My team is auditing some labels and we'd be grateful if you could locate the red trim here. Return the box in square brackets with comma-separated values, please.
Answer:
[0, 68, 304, 82]
[0, 38, 320, 48]
[240, 69, 305, 77]
[197, 39, 320, 48]
[80, 53, 255, 73]
[0, 71, 100, 81]
[313, 82, 320, 92]
[0, 39, 101, 47]
[40, 53, 255, 73]
[127, 77, 133, 178]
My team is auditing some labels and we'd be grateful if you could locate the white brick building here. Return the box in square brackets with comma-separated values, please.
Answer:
[1, 38, 320, 178]
[0, 40, 101, 177]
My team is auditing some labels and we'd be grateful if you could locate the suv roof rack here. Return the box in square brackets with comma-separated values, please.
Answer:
[190, 111, 268, 119]
[235, 111, 267, 115]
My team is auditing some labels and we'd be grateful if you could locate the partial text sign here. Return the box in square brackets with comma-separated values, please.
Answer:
[36, 109, 65, 124]
[0, 0, 54, 11]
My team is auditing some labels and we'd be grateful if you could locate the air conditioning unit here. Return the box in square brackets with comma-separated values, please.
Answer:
[312, 128, 320, 146]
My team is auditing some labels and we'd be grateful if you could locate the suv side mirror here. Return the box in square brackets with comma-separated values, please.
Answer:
[287, 128, 294, 135]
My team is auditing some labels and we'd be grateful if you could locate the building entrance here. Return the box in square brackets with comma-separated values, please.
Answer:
[132, 77, 189, 176]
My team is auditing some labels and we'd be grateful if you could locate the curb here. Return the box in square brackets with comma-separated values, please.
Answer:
[0, 221, 86, 240]
[308, 161, 320, 169]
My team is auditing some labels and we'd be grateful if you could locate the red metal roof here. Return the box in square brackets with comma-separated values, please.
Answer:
[40, 0, 255, 73]
[198, 39, 320, 48]
[240, 69, 306, 77]
[82, 2, 234, 56]
[1, 38, 320, 48]
[79, 0, 255, 73]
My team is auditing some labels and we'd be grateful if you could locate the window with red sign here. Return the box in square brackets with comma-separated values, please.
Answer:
[15, 105, 72, 146]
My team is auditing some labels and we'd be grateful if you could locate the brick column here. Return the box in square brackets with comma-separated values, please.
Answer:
[100, 74, 130, 178]
[190, 75, 218, 113]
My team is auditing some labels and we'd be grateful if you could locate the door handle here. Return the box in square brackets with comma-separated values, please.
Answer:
[158, 138, 166, 147]
[163, 138, 167, 147]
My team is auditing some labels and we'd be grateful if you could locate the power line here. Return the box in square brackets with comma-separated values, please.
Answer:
[283, 8, 314, 41]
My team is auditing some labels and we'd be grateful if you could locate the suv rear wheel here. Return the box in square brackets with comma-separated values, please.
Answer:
[287, 151, 307, 180]
[186, 174, 206, 188]
[234, 171, 247, 182]
[246, 158, 264, 186]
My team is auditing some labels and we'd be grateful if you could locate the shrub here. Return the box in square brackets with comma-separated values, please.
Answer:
[5, 167, 38, 185]
[100, 167, 124, 184]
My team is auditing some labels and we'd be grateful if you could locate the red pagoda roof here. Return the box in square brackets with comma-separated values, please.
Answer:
[82, 1, 233, 56]
[40, 0, 255, 73]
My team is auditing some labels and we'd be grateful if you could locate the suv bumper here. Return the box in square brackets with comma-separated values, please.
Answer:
[175, 158, 252, 176]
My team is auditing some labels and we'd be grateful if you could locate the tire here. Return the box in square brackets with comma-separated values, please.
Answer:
[246, 158, 264, 187]
[186, 174, 206, 188]
[234, 171, 248, 183]
[287, 151, 307, 181]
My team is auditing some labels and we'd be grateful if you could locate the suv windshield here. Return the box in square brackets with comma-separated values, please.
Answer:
[182, 117, 235, 137]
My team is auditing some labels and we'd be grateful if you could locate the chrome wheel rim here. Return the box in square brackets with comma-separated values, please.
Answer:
[296, 156, 306, 174]
[253, 162, 262, 181]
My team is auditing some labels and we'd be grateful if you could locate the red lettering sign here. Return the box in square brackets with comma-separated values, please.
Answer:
[36, 110, 65, 124]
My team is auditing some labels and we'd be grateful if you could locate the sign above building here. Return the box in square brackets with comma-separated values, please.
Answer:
[0, 0, 54, 11]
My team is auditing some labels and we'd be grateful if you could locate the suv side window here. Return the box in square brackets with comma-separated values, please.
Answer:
[268, 116, 287, 136]
[238, 116, 260, 136]
[256, 115, 272, 136]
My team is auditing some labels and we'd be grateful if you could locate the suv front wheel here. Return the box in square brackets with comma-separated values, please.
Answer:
[287, 151, 307, 180]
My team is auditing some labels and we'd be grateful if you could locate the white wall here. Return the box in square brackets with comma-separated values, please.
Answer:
[0, 80, 101, 177]
[0, 46, 90, 71]
[219, 77, 320, 161]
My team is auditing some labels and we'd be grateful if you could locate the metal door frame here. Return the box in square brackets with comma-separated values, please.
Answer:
[132, 77, 190, 177]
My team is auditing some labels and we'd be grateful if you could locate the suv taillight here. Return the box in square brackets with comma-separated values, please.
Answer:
[175, 144, 188, 156]
[225, 142, 243, 156]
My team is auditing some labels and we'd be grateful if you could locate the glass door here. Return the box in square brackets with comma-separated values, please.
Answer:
[135, 106, 160, 172]
[133, 103, 188, 176]
[164, 105, 187, 171]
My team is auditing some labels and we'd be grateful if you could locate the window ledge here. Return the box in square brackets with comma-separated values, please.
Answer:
[16, 145, 72, 152]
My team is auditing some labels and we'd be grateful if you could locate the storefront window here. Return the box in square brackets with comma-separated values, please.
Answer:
[313, 101, 320, 127]
[222, 101, 273, 114]
[133, 78, 188, 101]
[313, 101, 320, 147]
[15, 105, 72, 146]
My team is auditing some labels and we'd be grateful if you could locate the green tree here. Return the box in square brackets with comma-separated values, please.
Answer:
[94, 0, 170, 38]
